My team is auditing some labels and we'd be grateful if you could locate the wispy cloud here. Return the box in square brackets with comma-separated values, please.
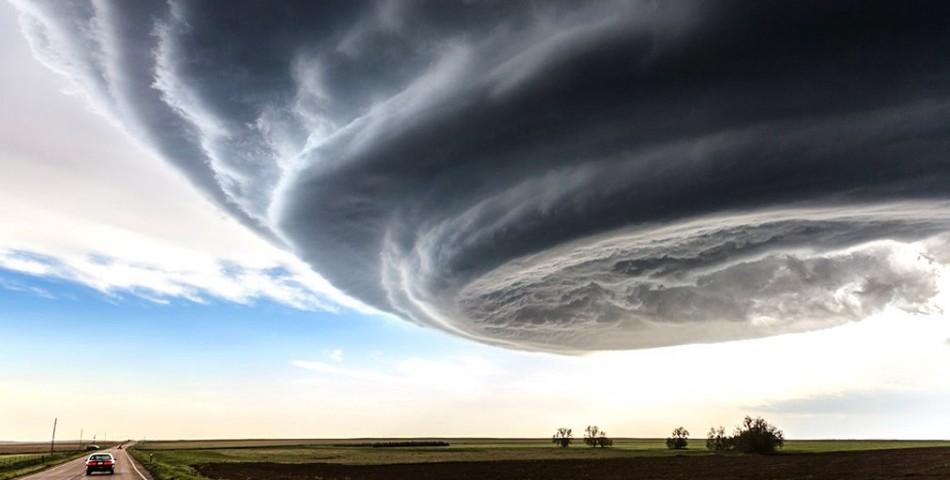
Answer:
[0, 276, 56, 299]
[291, 360, 395, 383]
[292, 355, 504, 395]
[0, 248, 341, 311]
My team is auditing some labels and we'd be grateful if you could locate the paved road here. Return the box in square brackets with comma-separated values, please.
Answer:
[17, 445, 152, 480]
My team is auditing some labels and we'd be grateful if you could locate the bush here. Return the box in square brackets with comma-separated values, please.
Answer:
[665, 426, 689, 449]
[732, 416, 784, 454]
[552, 427, 573, 448]
[706, 425, 730, 451]
[582, 426, 613, 448]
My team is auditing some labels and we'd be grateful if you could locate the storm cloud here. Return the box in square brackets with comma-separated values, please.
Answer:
[14, 0, 950, 351]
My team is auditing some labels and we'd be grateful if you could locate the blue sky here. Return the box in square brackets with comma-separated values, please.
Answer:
[2, 1, 950, 442]
[4, 258, 949, 441]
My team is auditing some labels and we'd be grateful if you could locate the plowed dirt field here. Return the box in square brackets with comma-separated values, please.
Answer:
[195, 446, 950, 480]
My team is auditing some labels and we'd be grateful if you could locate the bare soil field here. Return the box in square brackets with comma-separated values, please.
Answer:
[1, 443, 64, 455]
[195, 446, 950, 480]
[0, 442, 110, 454]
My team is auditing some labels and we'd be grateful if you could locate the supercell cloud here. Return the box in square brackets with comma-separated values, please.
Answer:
[14, 0, 950, 352]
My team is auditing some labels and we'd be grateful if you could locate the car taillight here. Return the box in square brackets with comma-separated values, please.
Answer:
[86, 461, 96, 466]
[104, 460, 114, 465]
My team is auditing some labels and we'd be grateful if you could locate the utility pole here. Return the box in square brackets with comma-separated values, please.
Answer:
[80, 428, 84, 450]
[50, 418, 57, 456]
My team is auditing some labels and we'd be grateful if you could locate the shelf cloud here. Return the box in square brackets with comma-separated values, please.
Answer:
[14, 0, 950, 351]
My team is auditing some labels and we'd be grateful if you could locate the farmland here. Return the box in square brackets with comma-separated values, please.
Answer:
[0, 443, 94, 480]
[123, 438, 950, 480]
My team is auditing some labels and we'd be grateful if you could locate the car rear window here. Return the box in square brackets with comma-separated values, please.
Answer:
[90, 454, 112, 460]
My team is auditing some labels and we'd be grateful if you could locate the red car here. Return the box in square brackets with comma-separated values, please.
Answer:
[85, 453, 115, 475]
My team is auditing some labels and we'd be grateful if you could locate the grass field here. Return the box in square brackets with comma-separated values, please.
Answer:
[133, 437, 950, 455]
[781, 439, 950, 453]
[126, 437, 950, 480]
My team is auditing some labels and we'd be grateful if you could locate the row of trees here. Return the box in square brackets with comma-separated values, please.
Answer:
[551, 425, 613, 448]
[667, 416, 784, 453]
[554, 416, 784, 454]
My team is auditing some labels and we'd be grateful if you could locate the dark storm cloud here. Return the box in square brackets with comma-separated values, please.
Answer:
[15, 0, 950, 351]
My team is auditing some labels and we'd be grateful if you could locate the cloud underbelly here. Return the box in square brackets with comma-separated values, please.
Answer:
[449, 205, 947, 351]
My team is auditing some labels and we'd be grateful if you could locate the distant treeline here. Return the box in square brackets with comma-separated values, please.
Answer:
[332, 441, 450, 448]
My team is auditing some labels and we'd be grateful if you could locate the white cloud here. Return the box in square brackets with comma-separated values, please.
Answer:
[0, 3, 367, 314]
[0, 248, 344, 310]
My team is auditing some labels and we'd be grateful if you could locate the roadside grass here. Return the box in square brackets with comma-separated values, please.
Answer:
[128, 447, 212, 480]
[0, 451, 87, 480]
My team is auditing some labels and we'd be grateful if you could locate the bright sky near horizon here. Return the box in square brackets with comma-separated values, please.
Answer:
[2, 1, 950, 442]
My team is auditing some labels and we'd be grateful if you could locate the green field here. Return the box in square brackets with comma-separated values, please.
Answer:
[781, 439, 950, 453]
[127, 438, 950, 480]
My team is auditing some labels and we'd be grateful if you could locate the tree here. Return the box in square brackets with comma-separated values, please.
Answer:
[583, 425, 600, 448]
[732, 416, 784, 454]
[706, 425, 730, 451]
[665, 426, 689, 449]
[584, 426, 613, 448]
[552, 427, 573, 448]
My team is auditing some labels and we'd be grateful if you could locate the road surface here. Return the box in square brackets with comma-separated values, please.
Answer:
[17, 445, 152, 480]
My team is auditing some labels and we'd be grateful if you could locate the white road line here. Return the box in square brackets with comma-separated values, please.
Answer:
[23, 455, 82, 479]
[121, 448, 149, 480]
